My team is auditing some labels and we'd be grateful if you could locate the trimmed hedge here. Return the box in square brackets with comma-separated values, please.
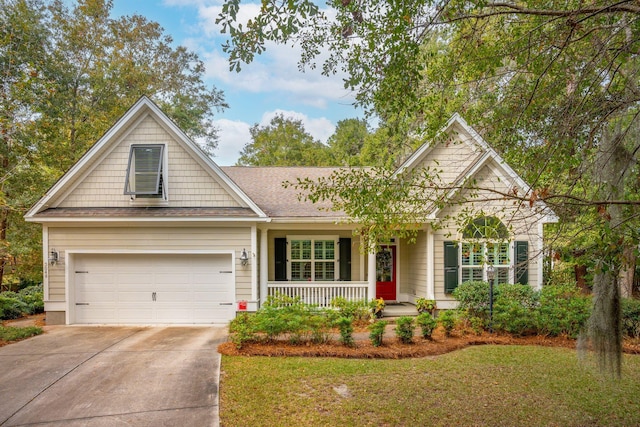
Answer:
[454, 281, 591, 337]
[0, 284, 44, 320]
[229, 294, 342, 349]
[622, 298, 640, 339]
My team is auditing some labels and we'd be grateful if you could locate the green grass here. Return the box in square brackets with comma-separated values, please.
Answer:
[0, 325, 43, 342]
[220, 346, 640, 426]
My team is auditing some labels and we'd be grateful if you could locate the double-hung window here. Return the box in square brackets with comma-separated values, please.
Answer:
[461, 242, 510, 284]
[124, 144, 166, 199]
[461, 216, 510, 286]
[288, 236, 337, 281]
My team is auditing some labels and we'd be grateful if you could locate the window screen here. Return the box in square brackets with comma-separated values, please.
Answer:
[124, 145, 164, 196]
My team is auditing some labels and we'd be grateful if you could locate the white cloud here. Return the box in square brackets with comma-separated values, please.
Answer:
[185, 1, 355, 110]
[212, 118, 251, 165]
[259, 110, 335, 144]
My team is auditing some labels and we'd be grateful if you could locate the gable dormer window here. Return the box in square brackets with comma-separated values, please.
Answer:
[124, 144, 166, 199]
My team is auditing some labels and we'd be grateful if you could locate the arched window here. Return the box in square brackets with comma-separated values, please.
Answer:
[462, 216, 509, 240]
[444, 216, 530, 294]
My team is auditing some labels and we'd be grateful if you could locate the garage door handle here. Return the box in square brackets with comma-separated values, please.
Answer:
[76, 303, 89, 306]
[152, 292, 156, 301]
[220, 303, 233, 306]
[220, 270, 232, 274]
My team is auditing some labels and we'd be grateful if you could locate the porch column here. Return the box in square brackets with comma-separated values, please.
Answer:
[251, 225, 258, 303]
[368, 250, 376, 301]
[426, 226, 435, 300]
[259, 227, 269, 306]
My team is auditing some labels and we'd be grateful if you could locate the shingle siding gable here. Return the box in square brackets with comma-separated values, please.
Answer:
[57, 115, 242, 209]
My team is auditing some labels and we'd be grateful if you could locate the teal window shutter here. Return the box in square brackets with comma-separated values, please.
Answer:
[444, 241, 459, 293]
[339, 238, 352, 281]
[515, 241, 529, 285]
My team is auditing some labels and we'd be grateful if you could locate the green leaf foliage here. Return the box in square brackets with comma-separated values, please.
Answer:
[368, 319, 387, 347]
[218, 0, 640, 375]
[394, 316, 415, 344]
[238, 114, 331, 166]
[0, 0, 227, 288]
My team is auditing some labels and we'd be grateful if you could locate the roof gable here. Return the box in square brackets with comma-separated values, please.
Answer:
[394, 114, 556, 222]
[26, 97, 266, 219]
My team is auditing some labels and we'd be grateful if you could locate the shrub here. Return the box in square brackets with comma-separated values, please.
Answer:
[332, 297, 372, 322]
[229, 313, 257, 349]
[492, 299, 536, 336]
[368, 320, 387, 347]
[438, 310, 457, 336]
[264, 293, 303, 308]
[536, 284, 590, 338]
[469, 316, 485, 335]
[453, 281, 492, 321]
[416, 312, 437, 339]
[395, 316, 415, 344]
[335, 316, 355, 347]
[0, 294, 27, 320]
[415, 298, 436, 314]
[307, 312, 333, 344]
[18, 285, 44, 314]
[492, 284, 538, 336]
[368, 298, 386, 319]
[622, 298, 640, 339]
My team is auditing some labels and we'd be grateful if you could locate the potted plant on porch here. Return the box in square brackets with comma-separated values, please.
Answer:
[370, 298, 385, 318]
[415, 298, 437, 316]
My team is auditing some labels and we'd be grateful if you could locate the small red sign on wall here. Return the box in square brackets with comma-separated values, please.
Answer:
[238, 300, 247, 311]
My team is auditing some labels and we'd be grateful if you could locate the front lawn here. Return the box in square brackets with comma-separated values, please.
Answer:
[220, 346, 640, 426]
[0, 325, 42, 345]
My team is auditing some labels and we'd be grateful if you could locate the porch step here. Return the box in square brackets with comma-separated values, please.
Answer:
[382, 303, 419, 318]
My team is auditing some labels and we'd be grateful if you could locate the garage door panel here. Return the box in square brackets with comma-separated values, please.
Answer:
[118, 307, 154, 323]
[73, 253, 235, 324]
[157, 291, 191, 302]
[77, 291, 117, 304]
[193, 307, 231, 323]
[76, 306, 117, 324]
[117, 290, 153, 303]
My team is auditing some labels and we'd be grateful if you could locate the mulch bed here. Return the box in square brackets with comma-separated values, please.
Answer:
[218, 328, 640, 359]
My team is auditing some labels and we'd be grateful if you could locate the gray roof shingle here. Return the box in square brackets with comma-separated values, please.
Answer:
[221, 167, 349, 218]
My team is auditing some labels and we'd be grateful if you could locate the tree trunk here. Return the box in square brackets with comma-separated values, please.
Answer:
[583, 122, 631, 378]
[590, 266, 622, 377]
[0, 208, 8, 291]
[619, 245, 636, 299]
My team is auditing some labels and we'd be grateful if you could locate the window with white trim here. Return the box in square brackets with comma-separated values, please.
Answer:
[461, 242, 510, 284]
[124, 144, 166, 199]
[461, 216, 510, 285]
[288, 236, 337, 281]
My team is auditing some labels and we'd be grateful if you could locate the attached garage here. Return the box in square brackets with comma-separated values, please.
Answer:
[68, 253, 235, 324]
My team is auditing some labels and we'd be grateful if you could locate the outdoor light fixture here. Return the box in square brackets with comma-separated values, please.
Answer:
[49, 249, 59, 265]
[240, 248, 249, 266]
[487, 265, 495, 333]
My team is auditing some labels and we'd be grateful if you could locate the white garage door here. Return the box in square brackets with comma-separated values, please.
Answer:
[73, 253, 235, 324]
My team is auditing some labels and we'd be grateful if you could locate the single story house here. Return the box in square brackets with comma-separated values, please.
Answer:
[25, 97, 556, 325]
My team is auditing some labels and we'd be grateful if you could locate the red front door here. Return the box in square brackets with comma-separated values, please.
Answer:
[376, 246, 396, 301]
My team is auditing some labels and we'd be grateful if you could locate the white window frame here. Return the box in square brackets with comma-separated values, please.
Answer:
[124, 144, 168, 204]
[286, 235, 339, 282]
[460, 241, 511, 285]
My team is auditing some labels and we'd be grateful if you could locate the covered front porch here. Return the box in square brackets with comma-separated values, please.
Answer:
[253, 225, 438, 309]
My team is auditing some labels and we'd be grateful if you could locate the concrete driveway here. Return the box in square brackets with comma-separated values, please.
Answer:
[0, 325, 227, 426]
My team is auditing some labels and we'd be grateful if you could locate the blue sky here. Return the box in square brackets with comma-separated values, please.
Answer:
[109, 0, 364, 165]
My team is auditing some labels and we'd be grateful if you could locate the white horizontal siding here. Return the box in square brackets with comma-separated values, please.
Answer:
[47, 226, 252, 302]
